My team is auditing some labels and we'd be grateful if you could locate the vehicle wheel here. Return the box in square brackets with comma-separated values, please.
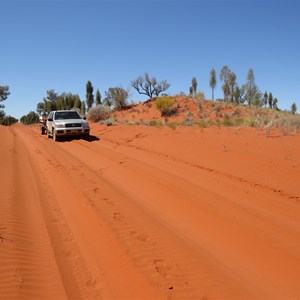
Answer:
[52, 130, 59, 142]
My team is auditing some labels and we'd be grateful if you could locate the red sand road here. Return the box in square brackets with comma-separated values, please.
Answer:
[0, 122, 300, 299]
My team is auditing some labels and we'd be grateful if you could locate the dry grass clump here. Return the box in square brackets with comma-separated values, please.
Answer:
[167, 122, 177, 130]
[148, 120, 165, 127]
[101, 118, 116, 126]
[88, 105, 111, 122]
[274, 114, 300, 135]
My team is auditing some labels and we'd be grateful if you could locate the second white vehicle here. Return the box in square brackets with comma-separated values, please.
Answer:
[46, 110, 90, 141]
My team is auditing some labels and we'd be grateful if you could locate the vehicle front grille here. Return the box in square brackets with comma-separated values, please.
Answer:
[65, 123, 81, 128]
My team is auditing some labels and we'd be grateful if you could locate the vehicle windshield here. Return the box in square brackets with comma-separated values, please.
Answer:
[54, 111, 81, 120]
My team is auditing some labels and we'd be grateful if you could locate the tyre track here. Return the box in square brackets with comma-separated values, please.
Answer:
[4, 123, 300, 299]
[104, 136, 299, 201]
[0, 125, 68, 299]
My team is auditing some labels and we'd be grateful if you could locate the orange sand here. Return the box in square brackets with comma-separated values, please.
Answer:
[0, 122, 299, 299]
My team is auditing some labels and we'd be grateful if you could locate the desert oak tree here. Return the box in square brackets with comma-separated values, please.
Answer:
[131, 73, 170, 99]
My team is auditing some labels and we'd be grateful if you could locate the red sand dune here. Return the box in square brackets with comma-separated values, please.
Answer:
[0, 122, 299, 299]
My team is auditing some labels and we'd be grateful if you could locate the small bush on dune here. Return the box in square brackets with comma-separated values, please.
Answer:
[88, 105, 111, 122]
[101, 117, 116, 126]
[223, 114, 234, 126]
[149, 120, 164, 127]
[155, 97, 177, 116]
[242, 116, 259, 127]
[167, 122, 177, 130]
[197, 119, 207, 128]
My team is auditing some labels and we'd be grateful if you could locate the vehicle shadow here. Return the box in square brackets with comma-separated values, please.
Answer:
[57, 135, 100, 143]
[87, 135, 100, 142]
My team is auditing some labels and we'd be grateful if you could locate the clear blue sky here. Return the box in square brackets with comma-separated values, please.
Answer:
[1, 0, 299, 119]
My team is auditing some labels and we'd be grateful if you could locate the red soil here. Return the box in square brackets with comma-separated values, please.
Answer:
[112, 96, 260, 124]
[0, 122, 299, 299]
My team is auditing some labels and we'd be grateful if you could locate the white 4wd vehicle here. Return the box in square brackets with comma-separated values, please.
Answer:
[46, 110, 90, 141]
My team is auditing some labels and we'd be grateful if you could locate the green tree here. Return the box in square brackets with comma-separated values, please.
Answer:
[245, 68, 255, 105]
[45, 89, 58, 102]
[65, 93, 75, 109]
[131, 72, 170, 99]
[273, 98, 278, 110]
[96, 89, 102, 105]
[263, 91, 268, 108]
[81, 101, 86, 115]
[20, 111, 39, 125]
[291, 102, 297, 114]
[228, 72, 237, 102]
[220, 66, 231, 101]
[86, 80, 94, 110]
[103, 97, 113, 108]
[0, 115, 18, 126]
[36, 102, 45, 112]
[268, 93, 273, 109]
[105, 87, 129, 110]
[233, 86, 241, 104]
[0, 85, 10, 117]
[74, 97, 81, 109]
[243, 69, 262, 106]
[43, 89, 58, 113]
[191, 77, 197, 98]
[209, 68, 217, 100]
[0, 85, 10, 101]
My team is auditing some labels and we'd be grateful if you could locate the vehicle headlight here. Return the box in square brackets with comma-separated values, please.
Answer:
[56, 124, 65, 129]
[82, 122, 90, 129]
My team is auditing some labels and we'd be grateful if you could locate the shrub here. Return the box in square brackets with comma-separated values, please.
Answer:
[100, 118, 115, 126]
[88, 105, 111, 122]
[182, 111, 193, 126]
[232, 106, 241, 116]
[167, 122, 177, 130]
[105, 87, 129, 110]
[195, 91, 205, 101]
[197, 100, 203, 111]
[149, 120, 164, 127]
[243, 116, 258, 127]
[155, 97, 176, 116]
[223, 114, 234, 126]
[197, 119, 207, 128]
[291, 102, 297, 115]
